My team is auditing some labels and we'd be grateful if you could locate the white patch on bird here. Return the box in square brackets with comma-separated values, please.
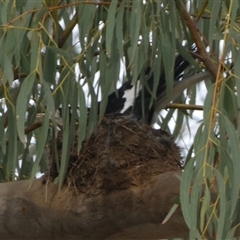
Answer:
[121, 82, 141, 113]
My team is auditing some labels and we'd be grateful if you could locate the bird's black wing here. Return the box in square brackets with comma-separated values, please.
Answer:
[58, 47, 196, 123]
[119, 50, 195, 123]
[104, 80, 132, 115]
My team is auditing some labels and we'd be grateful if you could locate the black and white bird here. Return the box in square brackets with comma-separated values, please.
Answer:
[57, 46, 210, 125]
[104, 46, 209, 124]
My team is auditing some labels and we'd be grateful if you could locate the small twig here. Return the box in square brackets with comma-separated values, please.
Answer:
[58, 12, 78, 48]
[24, 121, 43, 135]
[154, 72, 211, 113]
[150, 72, 210, 124]
[166, 103, 203, 111]
[116, 122, 136, 134]
[194, 0, 208, 22]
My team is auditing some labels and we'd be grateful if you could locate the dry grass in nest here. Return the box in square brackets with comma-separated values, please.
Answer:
[49, 115, 182, 196]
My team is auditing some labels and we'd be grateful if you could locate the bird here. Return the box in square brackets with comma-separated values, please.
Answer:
[57, 45, 210, 125]
[104, 45, 202, 124]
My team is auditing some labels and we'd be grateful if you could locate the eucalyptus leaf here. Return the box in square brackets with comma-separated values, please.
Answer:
[16, 73, 36, 144]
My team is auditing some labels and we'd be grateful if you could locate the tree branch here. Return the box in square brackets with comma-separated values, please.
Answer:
[151, 71, 210, 123]
[0, 172, 188, 239]
[166, 103, 203, 111]
[176, 1, 218, 81]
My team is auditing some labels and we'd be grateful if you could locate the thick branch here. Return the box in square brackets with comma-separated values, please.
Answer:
[0, 172, 188, 239]
[176, 1, 218, 81]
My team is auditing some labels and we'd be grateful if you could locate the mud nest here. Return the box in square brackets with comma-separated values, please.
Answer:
[49, 115, 182, 195]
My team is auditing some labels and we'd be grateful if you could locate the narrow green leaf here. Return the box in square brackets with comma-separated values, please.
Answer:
[189, 227, 202, 240]
[221, 115, 240, 216]
[0, 1, 9, 24]
[100, 45, 120, 120]
[6, 103, 17, 180]
[30, 113, 49, 182]
[229, 1, 238, 36]
[162, 204, 179, 224]
[190, 172, 203, 230]
[180, 158, 195, 228]
[160, 33, 174, 99]
[203, 84, 214, 129]
[58, 115, 70, 190]
[0, 53, 13, 84]
[160, 108, 175, 129]
[78, 4, 96, 47]
[0, 110, 7, 155]
[193, 123, 207, 170]
[172, 108, 184, 139]
[16, 73, 35, 143]
[47, 46, 71, 62]
[67, 80, 78, 148]
[200, 185, 211, 232]
[3, 30, 15, 64]
[35, 7, 48, 24]
[43, 47, 57, 84]
[98, 50, 107, 120]
[176, 40, 199, 69]
[20, 50, 30, 74]
[19, 138, 33, 179]
[116, 1, 125, 58]
[30, 31, 40, 71]
[129, 1, 141, 64]
[232, 48, 240, 136]
[42, 81, 56, 124]
[208, 1, 221, 50]
[131, 50, 140, 85]
[150, 44, 161, 108]
[86, 82, 98, 140]
[169, 1, 177, 47]
[225, 225, 239, 239]
[214, 169, 226, 239]
[77, 85, 87, 152]
[106, 0, 118, 57]
[16, 0, 27, 10]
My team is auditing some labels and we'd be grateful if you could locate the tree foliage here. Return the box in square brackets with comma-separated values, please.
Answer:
[0, 0, 240, 238]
